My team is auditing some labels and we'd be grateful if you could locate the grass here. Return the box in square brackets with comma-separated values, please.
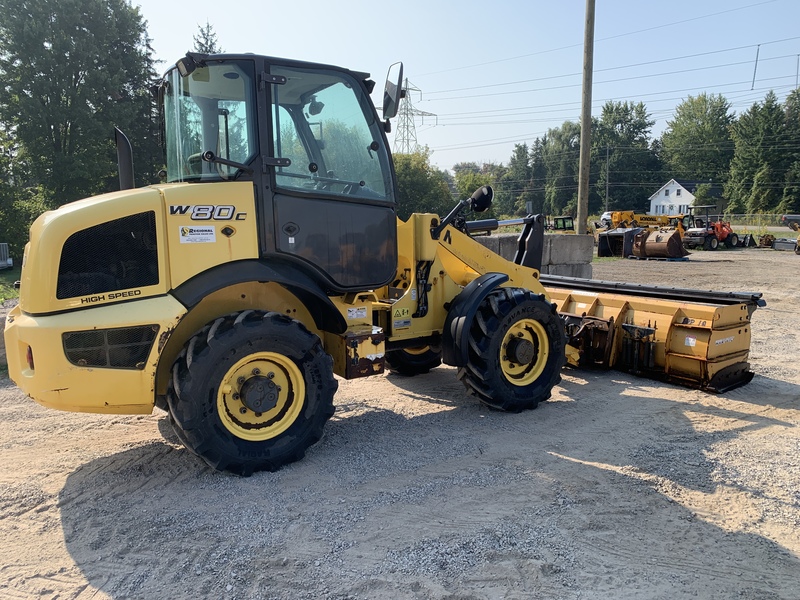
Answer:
[0, 266, 21, 303]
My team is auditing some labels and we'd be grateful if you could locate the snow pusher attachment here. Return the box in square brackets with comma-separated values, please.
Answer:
[539, 275, 764, 392]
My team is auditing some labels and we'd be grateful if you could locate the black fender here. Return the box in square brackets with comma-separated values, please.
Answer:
[171, 259, 347, 334]
[441, 272, 509, 367]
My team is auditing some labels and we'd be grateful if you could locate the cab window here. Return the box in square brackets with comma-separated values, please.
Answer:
[270, 66, 393, 202]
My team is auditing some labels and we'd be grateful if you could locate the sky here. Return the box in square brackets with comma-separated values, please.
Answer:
[133, 0, 800, 173]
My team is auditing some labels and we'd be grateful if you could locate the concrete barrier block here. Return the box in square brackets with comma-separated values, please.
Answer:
[541, 235, 552, 266]
[546, 234, 594, 264]
[542, 263, 593, 279]
[498, 235, 519, 261]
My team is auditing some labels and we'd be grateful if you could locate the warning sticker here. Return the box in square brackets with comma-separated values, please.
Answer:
[685, 335, 697, 347]
[179, 225, 216, 244]
[393, 307, 410, 318]
[347, 307, 368, 320]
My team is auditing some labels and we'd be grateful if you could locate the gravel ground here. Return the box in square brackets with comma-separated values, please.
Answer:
[0, 247, 798, 599]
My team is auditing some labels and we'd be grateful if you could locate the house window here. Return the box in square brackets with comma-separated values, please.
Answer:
[664, 189, 670, 196]
[676, 189, 682, 197]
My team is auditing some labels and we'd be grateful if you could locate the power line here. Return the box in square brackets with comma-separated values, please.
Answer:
[424, 36, 800, 97]
[417, 0, 779, 77]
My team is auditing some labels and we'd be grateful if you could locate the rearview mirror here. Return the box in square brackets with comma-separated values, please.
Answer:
[382, 62, 403, 119]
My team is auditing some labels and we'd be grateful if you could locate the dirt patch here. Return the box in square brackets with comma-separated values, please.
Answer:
[1, 248, 798, 599]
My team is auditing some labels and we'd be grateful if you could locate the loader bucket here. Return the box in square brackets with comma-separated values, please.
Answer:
[597, 227, 643, 257]
[631, 229, 688, 259]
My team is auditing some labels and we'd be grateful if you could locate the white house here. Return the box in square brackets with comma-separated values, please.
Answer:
[648, 179, 722, 215]
[648, 179, 694, 215]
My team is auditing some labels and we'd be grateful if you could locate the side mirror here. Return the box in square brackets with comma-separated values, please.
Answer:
[382, 62, 403, 119]
[469, 185, 493, 213]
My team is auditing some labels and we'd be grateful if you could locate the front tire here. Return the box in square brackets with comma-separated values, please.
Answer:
[386, 346, 442, 376]
[167, 311, 337, 475]
[457, 288, 566, 412]
[725, 233, 739, 248]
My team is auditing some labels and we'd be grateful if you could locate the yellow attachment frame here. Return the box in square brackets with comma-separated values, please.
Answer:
[545, 286, 755, 392]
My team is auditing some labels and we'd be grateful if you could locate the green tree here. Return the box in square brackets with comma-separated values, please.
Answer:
[0, 0, 160, 207]
[525, 137, 547, 216]
[393, 149, 452, 220]
[592, 100, 661, 214]
[726, 91, 789, 213]
[541, 121, 581, 216]
[660, 93, 734, 183]
[495, 143, 532, 217]
[779, 160, 800, 214]
[193, 21, 223, 54]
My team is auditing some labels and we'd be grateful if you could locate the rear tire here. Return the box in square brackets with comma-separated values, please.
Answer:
[386, 346, 442, 376]
[457, 288, 565, 412]
[167, 310, 336, 475]
[704, 236, 719, 250]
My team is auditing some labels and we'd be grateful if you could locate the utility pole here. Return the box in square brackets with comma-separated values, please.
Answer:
[605, 145, 610, 212]
[576, 0, 595, 234]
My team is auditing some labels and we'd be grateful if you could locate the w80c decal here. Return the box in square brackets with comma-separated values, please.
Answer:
[169, 205, 247, 220]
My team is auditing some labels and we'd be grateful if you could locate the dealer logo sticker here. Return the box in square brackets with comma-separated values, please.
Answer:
[179, 225, 216, 243]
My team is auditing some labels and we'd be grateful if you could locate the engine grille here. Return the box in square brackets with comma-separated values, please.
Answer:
[57, 212, 159, 299]
[62, 325, 159, 370]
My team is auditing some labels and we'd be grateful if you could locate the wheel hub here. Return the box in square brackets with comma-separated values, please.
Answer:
[240, 375, 280, 413]
[506, 336, 535, 364]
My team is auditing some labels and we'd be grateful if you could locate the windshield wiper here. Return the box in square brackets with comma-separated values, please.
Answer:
[201, 151, 253, 179]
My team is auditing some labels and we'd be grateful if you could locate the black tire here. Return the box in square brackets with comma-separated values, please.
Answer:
[704, 235, 719, 250]
[386, 346, 442, 376]
[457, 287, 566, 412]
[724, 233, 739, 248]
[166, 310, 336, 475]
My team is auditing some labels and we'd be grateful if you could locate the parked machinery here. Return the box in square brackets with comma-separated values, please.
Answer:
[682, 205, 739, 250]
[596, 211, 688, 259]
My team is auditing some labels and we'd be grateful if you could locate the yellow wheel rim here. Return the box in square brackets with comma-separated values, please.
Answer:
[404, 346, 431, 356]
[216, 352, 305, 442]
[500, 319, 549, 386]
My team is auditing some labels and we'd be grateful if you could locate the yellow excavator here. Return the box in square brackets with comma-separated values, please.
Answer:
[3, 53, 764, 474]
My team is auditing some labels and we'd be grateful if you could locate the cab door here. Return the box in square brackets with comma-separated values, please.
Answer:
[264, 64, 398, 292]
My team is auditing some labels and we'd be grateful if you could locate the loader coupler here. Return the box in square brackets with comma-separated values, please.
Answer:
[540, 275, 764, 392]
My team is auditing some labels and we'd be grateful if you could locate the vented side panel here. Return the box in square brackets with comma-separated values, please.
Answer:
[57, 212, 158, 299]
[63, 325, 159, 370]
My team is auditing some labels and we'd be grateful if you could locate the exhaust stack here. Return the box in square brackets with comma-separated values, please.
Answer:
[114, 127, 135, 190]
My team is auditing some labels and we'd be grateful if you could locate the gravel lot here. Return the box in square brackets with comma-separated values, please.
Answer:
[0, 247, 798, 599]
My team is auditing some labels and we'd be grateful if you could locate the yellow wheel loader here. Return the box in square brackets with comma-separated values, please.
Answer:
[4, 53, 764, 475]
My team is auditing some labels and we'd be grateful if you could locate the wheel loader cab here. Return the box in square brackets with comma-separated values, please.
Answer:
[163, 53, 399, 292]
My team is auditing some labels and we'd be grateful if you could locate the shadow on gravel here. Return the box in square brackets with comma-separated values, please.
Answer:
[56, 365, 800, 599]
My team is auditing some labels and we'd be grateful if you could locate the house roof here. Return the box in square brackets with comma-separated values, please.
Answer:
[648, 179, 722, 201]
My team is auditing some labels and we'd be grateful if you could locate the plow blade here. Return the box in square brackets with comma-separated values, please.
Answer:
[541, 275, 764, 392]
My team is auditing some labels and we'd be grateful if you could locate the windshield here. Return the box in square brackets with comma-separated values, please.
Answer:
[163, 60, 258, 182]
[270, 66, 394, 202]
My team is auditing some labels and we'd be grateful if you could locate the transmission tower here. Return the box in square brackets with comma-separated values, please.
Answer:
[393, 78, 437, 154]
